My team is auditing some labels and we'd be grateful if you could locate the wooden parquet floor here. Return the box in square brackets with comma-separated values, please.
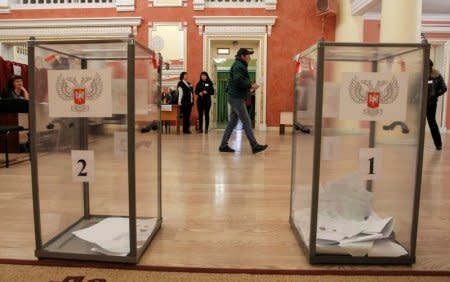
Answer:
[0, 129, 449, 271]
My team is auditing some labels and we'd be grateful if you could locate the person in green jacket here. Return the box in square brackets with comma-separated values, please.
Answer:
[219, 48, 268, 154]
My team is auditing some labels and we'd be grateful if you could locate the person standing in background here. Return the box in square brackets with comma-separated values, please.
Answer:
[195, 71, 214, 134]
[427, 59, 447, 150]
[177, 72, 194, 134]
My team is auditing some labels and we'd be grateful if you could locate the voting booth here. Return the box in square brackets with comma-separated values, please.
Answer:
[28, 36, 162, 263]
[290, 40, 430, 264]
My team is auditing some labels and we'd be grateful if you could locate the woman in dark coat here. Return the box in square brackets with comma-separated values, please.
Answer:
[177, 72, 194, 134]
[195, 71, 214, 133]
[1, 75, 29, 100]
[427, 59, 447, 150]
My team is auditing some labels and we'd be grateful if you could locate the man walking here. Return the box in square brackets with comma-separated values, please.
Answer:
[219, 48, 268, 154]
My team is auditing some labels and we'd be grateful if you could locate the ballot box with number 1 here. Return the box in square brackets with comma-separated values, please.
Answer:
[290, 40, 430, 264]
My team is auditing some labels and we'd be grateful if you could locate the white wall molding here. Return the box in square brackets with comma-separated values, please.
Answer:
[364, 12, 450, 21]
[362, 15, 450, 34]
[194, 16, 277, 36]
[7, 0, 132, 12]
[0, 17, 142, 40]
[363, 12, 381, 20]
[422, 13, 450, 21]
[264, 0, 277, 10]
[115, 0, 135, 11]
[350, 0, 379, 16]
[148, 0, 187, 7]
[422, 23, 450, 34]
[193, 0, 204, 10]
[204, 26, 267, 35]
[193, 0, 276, 11]
[0, 0, 10, 13]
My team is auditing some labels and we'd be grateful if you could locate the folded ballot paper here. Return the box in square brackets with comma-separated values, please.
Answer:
[72, 217, 157, 256]
[293, 173, 408, 257]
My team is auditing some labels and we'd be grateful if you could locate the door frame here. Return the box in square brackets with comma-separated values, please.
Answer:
[202, 35, 268, 130]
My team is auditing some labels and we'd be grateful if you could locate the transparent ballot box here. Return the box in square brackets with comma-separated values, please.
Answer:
[28, 36, 162, 263]
[290, 41, 430, 264]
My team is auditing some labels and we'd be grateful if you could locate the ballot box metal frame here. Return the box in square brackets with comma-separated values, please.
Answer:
[289, 39, 430, 265]
[28, 35, 162, 263]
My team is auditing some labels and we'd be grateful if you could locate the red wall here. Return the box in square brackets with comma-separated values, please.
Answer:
[0, 0, 335, 126]
[363, 20, 380, 43]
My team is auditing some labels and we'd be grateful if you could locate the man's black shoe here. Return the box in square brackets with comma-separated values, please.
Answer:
[252, 144, 268, 154]
[219, 145, 235, 152]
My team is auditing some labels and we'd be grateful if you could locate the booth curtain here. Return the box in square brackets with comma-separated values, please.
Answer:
[0, 56, 28, 92]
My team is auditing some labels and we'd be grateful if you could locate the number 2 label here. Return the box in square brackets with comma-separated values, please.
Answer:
[77, 159, 88, 177]
[359, 148, 383, 180]
[72, 150, 94, 182]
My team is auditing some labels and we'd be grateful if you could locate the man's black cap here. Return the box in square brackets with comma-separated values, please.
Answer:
[236, 48, 254, 57]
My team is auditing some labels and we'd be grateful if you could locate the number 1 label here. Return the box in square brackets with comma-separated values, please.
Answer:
[359, 148, 383, 180]
[72, 150, 95, 182]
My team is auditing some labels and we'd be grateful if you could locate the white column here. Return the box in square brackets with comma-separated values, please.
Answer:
[336, 0, 363, 42]
[380, 0, 422, 43]
[379, 0, 422, 143]
[333, 0, 364, 133]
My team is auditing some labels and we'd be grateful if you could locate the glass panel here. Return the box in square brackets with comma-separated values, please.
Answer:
[372, 49, 425, 255]
[33, 41, 131, 257]
[291, 48, 318, 252]
[134, 48, 161, 252]
[315, 45, 424, 258]
[38, 41, 139, 61]
[33, 46, 85, 248]
[291, 43, 426, 263]
[323, 45, 421, 62]
[88, 58, 128, 217]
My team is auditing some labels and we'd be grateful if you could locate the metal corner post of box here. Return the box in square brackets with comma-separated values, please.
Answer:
[28, 35, 162, 263]
[290, 41, 430, 265]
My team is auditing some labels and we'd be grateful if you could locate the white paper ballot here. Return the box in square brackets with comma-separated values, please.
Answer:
[292, 172, 402, 257]
[73, 217, 157, 255]
[368, 239, 408, 257]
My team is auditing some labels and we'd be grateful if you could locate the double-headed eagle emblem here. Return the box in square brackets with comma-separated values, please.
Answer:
[349, 76, 399, 116]
[56, 73, 103, 112]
